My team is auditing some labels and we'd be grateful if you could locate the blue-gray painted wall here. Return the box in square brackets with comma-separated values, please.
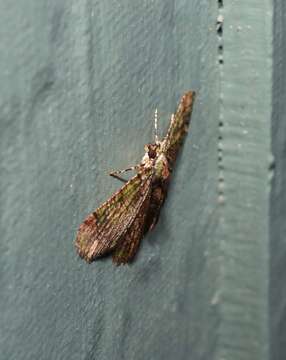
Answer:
[0, 1, 280, 359]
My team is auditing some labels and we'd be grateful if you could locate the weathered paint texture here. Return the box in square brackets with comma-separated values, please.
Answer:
[0, 1, 276, 360]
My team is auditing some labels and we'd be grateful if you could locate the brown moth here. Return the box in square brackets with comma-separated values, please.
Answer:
[75, 91, 196, 265]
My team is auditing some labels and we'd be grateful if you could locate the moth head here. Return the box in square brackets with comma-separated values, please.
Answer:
[144, 143, 159, 159]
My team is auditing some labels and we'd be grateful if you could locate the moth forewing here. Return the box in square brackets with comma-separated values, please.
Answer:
[162, 91, 195, 168]
[75, 167, 153, 263]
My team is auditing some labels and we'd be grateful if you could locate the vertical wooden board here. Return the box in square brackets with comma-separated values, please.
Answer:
[215, 1, 272, 360]
[0, 1, 221, 360]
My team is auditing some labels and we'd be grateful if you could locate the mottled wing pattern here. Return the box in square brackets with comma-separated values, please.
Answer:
[162, 91, 195, 168]
[75, 167, 153, 262]
[145, 182, 169, 233]
[112, 190, 151, 265]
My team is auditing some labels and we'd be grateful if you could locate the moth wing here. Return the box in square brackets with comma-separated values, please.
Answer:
[143, 185, 167, 234]
[113, 182, 170, 265]
[162, 91, 195, 167]
[112, 189, 151, 265]
[75, 167, 153, 262]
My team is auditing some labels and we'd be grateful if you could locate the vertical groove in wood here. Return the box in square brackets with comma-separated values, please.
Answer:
[270, 1, 286, 359]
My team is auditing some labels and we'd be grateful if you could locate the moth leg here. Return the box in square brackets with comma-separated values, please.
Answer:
[109, 166, 139, 183]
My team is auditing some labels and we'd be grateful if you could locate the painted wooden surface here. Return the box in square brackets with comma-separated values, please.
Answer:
[270, 1, 286, 359]
[0, 1, 276, 359]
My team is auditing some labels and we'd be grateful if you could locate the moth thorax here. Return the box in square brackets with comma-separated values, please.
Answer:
[154, 154, 170, 180]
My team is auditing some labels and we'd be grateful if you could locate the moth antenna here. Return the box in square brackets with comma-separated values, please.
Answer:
[154, 108, 159, 144]
[109, 165, 138, 182]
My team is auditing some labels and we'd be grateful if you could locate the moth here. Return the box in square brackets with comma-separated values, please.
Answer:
[75, 91, 195, 265]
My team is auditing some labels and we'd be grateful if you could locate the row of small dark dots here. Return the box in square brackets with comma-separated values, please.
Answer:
[216, 3, 224, 65]
[217, 1, 225, 204]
